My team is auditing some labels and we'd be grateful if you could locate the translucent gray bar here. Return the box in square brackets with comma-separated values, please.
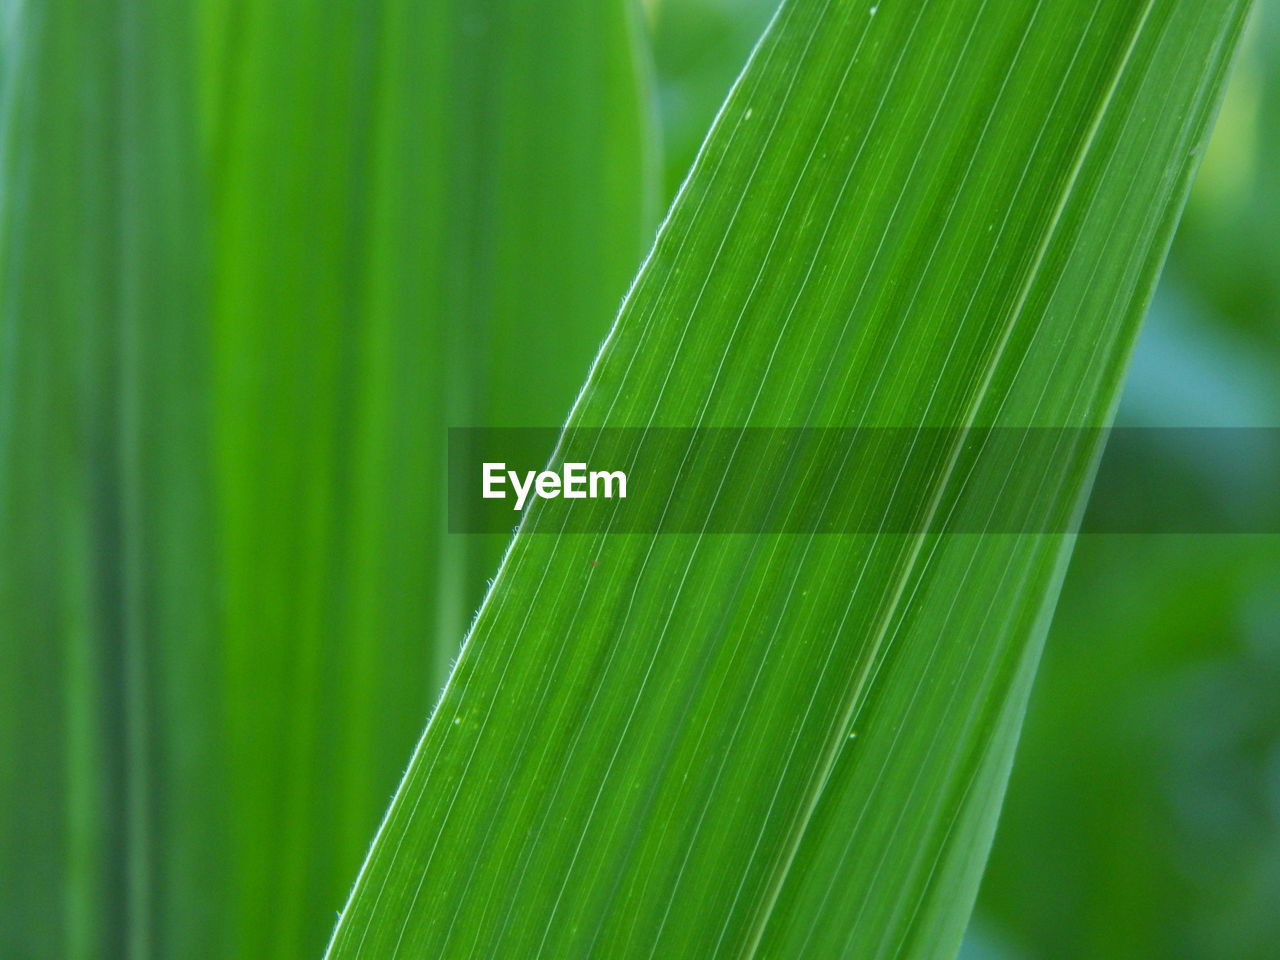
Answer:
[448, 428, 1280, 534]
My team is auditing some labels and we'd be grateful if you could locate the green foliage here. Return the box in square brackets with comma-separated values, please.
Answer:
[1, 0, 653, 957]
[1, 1, 1263, 958]
[0, 3, 212, 957]
[207, 3, 655, 955]
[971, 6, 1280, 957]
[326, 2, 1249, 957]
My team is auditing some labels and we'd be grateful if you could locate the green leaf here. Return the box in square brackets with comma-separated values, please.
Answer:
[0, 2, 215, 957]
[1, 0, 655, 957]
[327, 2, 1249, 958]
[207, 1, 656, 957]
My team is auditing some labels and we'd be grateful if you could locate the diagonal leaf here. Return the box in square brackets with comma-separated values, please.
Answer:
[327, 1, 1249, 958]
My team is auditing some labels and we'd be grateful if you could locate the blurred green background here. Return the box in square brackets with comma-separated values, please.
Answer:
[1, 1, 1276, 958]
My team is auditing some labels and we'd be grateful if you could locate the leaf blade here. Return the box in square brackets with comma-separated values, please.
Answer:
[328, 1, 1249, 958]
